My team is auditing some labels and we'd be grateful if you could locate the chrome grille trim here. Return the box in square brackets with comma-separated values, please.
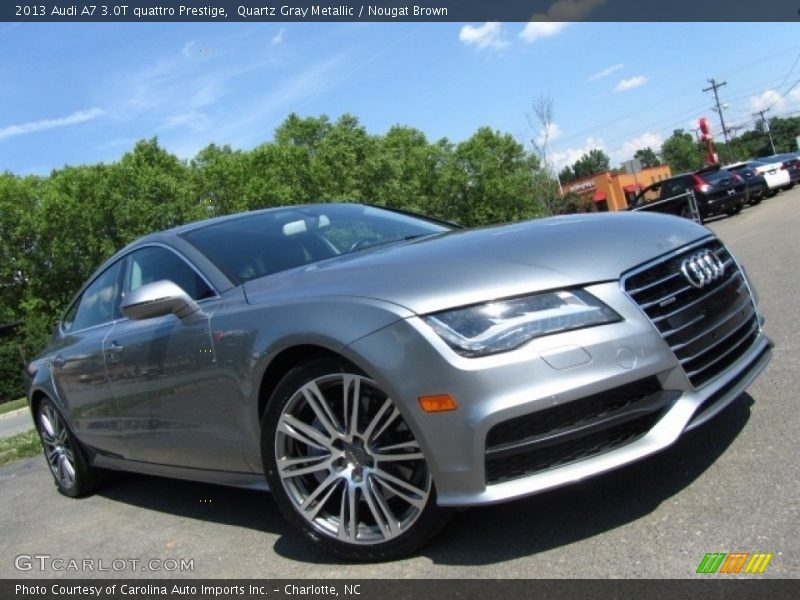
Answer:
[622, 237, 760, 389]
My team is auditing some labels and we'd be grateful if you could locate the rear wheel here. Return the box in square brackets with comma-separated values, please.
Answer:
[263, 357, 451, 560]
[35, 398, 101, 497]
[726, 204, 743, 216]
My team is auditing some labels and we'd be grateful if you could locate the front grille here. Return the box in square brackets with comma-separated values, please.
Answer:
[485, 377, 674, 485]
[623, 238, 759, 388]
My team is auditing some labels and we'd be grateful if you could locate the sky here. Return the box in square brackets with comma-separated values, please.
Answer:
[2, 21, 800, 175]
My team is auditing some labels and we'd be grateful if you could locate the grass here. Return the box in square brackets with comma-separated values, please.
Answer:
[0, 397, 26, 416]
[0, 429, 41, 467]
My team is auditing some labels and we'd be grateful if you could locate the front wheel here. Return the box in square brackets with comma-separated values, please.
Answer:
[35, 398, 101, 497]
[262, 358, 451, 560]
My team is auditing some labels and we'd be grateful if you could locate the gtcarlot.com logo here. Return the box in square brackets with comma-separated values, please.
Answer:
[14, 554, 194, 573]
[696, 552, 773, 574]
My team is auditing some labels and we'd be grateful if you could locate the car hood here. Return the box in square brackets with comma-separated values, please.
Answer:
[243, 212, 709, 315]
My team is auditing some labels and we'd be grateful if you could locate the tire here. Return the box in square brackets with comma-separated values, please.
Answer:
[262, 357, 452, 561]
[726, 204, 743, 216]
[35, 397, 102, 497]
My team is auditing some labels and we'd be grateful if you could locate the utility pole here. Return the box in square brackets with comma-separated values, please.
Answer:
[703, 79, 733, 164]
[754, 109, 777, 155]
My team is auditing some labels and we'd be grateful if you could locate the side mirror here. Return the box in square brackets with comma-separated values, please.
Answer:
[120, 280, 200, 321]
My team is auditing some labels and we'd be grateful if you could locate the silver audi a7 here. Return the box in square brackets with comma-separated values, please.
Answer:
[25, 203, 772, 560]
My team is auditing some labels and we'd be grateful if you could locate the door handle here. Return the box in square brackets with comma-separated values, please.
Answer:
[52, 356, 65, 369]
[108, 342, 124, 355]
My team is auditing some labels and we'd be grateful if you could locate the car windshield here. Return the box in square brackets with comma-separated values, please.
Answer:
[181, 204, 451, 284]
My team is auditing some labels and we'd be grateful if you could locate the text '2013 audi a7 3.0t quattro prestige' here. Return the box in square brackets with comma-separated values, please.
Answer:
[25, 203, 772, 560]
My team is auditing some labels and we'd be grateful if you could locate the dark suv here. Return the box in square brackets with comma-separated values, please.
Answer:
[633, 165, 746, 221]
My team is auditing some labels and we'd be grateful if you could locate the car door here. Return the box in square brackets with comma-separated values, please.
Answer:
[104, 245, 249, 471]
[50, 259, 129, 455]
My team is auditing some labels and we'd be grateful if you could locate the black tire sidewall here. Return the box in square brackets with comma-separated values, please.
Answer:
[261, 357, 451, 561]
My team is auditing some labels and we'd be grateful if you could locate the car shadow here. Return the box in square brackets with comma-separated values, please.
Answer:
[97, 393, 753, 567]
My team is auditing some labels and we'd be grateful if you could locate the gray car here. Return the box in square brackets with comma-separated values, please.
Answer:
[25, 203, 772, 560]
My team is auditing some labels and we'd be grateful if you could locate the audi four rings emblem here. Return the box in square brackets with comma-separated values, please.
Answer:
[681, 250, 726, 288]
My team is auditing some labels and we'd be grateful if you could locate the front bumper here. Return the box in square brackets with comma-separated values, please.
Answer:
[347, 278, 772, 507]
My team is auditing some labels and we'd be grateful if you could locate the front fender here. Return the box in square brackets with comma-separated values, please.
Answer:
[209, 295, 413, 471]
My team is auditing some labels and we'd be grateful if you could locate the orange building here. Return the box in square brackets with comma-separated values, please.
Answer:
[563, 165, 672, 212]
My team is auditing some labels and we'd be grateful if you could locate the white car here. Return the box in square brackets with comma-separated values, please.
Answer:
[749, 159, 790, 194]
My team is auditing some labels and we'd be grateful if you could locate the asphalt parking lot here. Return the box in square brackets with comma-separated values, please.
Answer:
[1, 191, 798, 579]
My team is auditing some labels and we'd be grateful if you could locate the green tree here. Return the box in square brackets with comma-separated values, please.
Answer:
[368, 126, 445, 214]
[762, 115, 800, 154]
[660, 130, 704, 173]
[571, 149, 611, 179]
[558, 165, 576, 183]
[190, 144, 250, 216]
[634, 147, 660, 168]
[438, 127, 544, 226]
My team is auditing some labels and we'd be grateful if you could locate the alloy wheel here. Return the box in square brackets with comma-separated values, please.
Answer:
[38, 404, 77, 490]
[274, 373, 430, 545]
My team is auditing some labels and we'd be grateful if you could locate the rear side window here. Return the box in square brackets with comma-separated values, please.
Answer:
[63, 261, 123, 333]
[661, 178, 689, 198]
[124, 246, 214, 301]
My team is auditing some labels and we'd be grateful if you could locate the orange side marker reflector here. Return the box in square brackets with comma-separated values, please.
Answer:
[418, 394, 458, 413]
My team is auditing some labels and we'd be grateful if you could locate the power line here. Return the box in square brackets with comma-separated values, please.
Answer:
[771, 51, 800, 96]
[763, 74, 800, 113]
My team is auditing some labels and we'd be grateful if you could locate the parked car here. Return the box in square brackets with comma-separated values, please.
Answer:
[25, 203, 772, 560]
[756, 153, 800, 188]
[633, 165, 747, 221]
[725, 162, 771, 204]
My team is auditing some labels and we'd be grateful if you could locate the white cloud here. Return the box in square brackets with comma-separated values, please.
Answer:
[459, 22, 509, 50]
[614, 75, 648, 92]
[272, 28, 286, 46]
[519, 22, 568, 43]
[536, 122, 563, 147]
[161, 111, 210, 133]
[749, 89, 785, 113]
[216, 54, 346, 146]
[181, 40, 195, 58]
[615, 132, 663, 163]
[551, 137, 605, 171]
[588, 63, 623, 81]
[0, 108, 103, 142]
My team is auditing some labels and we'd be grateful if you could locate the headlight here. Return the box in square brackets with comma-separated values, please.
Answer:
[423, 290, 621, 357]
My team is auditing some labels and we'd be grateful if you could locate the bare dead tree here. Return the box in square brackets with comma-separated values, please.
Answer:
[526, 95, 565, 215]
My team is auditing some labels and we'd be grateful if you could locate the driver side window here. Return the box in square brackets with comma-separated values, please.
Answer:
[639, 182, 662, 204]
[62, 260, 123, 333]
[124, 247, 214, 302]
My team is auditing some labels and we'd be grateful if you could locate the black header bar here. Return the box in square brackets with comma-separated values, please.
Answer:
[3, 1, 800, 22]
